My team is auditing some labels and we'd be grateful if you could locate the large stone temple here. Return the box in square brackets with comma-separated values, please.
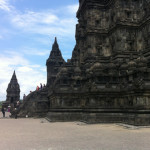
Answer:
[19, 0, 150, 125]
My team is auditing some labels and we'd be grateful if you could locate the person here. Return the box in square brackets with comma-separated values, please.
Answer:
[40, 83, 43, 89]
[36, 86, 39, 91]
[14, 108, 17, 119]
[43, 84, 46, 88]
[23, 94, 26, 100]
[8, 105, 11, 112]
[1, 107, 5, 117]
[16, 101, 20, 108]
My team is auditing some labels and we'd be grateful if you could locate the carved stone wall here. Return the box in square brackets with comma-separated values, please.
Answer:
[46, 0, 150, 125]
[19, 0, 150, 125]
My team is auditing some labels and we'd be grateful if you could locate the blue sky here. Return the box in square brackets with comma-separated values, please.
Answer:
[0, 0, 79, 100]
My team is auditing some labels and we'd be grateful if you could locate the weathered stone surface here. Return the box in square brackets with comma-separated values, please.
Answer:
[18, 87, 49, 117]
[19, 0, 150, 125]
[46, 0, 150, 126]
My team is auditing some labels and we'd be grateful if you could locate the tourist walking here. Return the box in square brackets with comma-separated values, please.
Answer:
[1, 107, 5, 117]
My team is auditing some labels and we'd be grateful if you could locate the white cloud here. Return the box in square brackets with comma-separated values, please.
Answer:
[17, 66, 46, 96]
[0, 0, 13, 11]
[0, 2, 78, 100]
[0, 51, 46, 101]
[9, 4, 78, 38]
[17, 66, 33, 72]
[22, 48, 50, 56]
[2, 51, 28, 64]
[67, 4, 79, 14]
[0, 1, 78, 39]
[11, 10, 58, 27]
[24, 20, 76, 37]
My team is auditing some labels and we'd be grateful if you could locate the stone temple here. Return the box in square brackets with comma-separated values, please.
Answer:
[3, 71, 20, 107]
[18, 0, 150, 125]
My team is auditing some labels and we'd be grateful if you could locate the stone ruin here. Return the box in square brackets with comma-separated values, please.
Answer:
[18, 0, 150, 125]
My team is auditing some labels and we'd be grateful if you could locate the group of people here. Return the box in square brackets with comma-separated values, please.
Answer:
[23, 83, 46, 100]
[1, 83, 46, 118]
[36, 83, 46, 91]
[1, 105, 11, 117]
[1, 101, 20, 119]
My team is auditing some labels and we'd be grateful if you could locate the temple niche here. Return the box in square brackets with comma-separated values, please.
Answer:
[136, 31, 144, 52]
[18, 0, 150, 126]
[101, 37, 112, 56]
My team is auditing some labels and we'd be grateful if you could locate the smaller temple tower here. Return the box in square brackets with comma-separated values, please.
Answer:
[6, 71, 20, 105]
[46, 37, 65, 86]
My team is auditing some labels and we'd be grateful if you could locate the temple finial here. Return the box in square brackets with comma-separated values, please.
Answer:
[55, 37, 57, 43]
[12, 70, 16, 79]
[52, 37, 59, 50]
[47, 37, 64, 62]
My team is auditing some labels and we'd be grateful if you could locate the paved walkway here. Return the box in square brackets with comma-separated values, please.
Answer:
[0, 112, 150, 150]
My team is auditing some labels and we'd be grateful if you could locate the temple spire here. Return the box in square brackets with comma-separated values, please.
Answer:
[54, 37, 57, 44]
[6, 71, 20, 104]
[13, 70, 16, 77]
[52, 37, 59, 52]
[47, 37, 64, 61]
[46, 37, 65, 85]
[10, 70, 17, 82]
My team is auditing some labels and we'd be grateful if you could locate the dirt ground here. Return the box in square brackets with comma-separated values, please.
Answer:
[0, 112, 150, 150]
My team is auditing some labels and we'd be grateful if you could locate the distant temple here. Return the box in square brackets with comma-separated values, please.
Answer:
[18, 0, 150, 125]
[6, 71, 20, 106]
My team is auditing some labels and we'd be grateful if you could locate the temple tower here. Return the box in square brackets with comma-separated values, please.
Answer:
[18, 0, 150, 125]
[75, 0, 150, 65]
[46, 0, 150, 126]
[6, 71, 20, 104]
[46, 37, 65, 86]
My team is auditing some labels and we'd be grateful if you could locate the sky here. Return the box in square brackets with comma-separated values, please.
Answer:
[0, 0, 79, 100]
